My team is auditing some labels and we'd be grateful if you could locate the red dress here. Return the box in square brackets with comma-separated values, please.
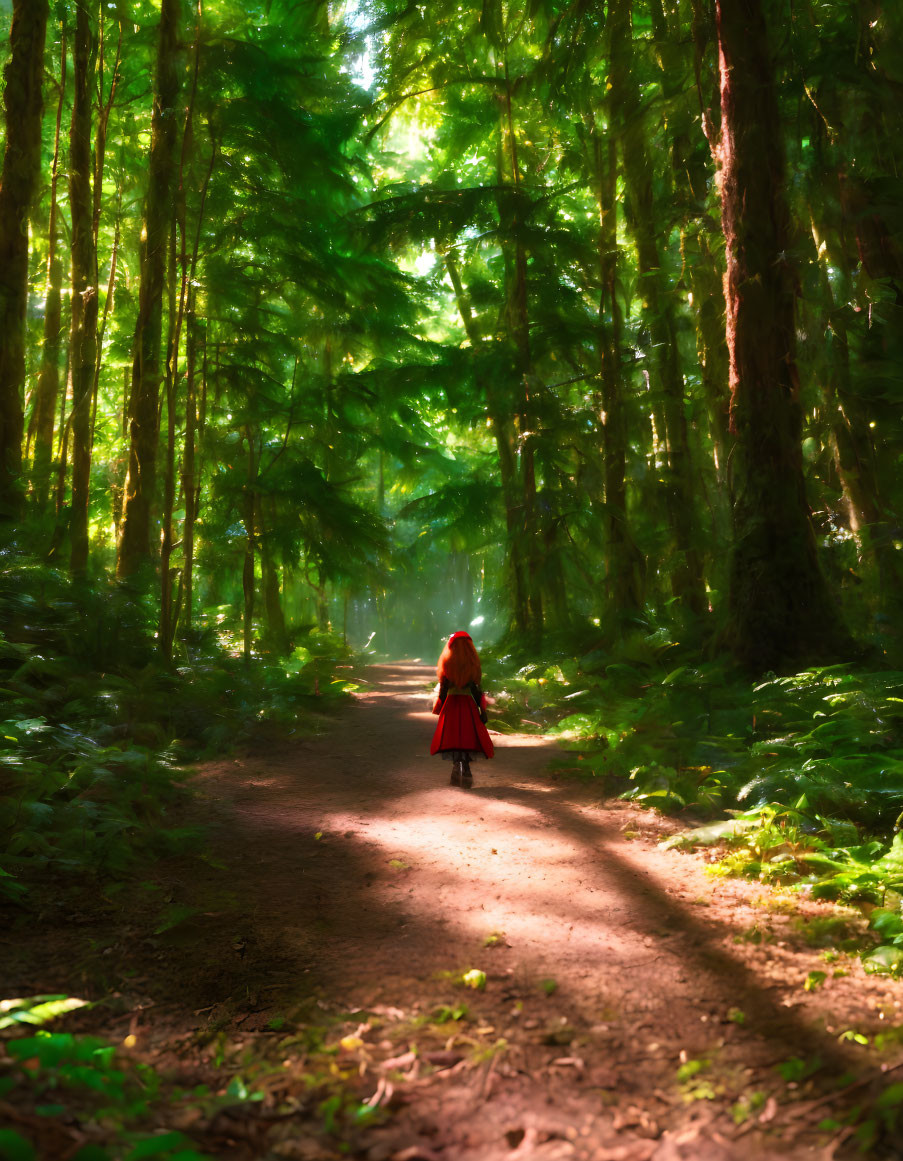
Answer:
[430, 682, 494, 758]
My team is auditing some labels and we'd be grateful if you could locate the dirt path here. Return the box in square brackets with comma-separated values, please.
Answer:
[173, 663, 899, 1161]
[7, 664, 903, 1159]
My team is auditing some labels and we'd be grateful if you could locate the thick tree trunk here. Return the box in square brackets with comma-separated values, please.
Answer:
[32, 25, 66, 511]
[68, 1, 99, 574]
[717, 0, 849, 669]
[117, 0, 184, 578]
[0, 0, 49, 519]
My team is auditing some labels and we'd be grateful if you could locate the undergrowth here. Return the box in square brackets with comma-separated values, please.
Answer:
[484, 622, 903, 973]
[0, 996, 262, 1160]
[0, 558, 357, 910]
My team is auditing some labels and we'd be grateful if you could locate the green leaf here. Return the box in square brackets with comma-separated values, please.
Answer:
[863, 946, 903, 975]
[0, 995, 90, 1030]
[124, 1134, 197, 1159]
[662, 818, 758, 850]
[0, 1130, 36, 1161]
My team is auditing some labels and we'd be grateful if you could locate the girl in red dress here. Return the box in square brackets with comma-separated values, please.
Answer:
[430, 631, 494, 788]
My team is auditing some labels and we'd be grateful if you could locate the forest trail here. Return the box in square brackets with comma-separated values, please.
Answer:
[173, 663, 897, 1160]
[11, 664, 901, 1160]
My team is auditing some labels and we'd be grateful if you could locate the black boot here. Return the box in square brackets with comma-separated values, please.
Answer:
[450, 757, 462, 786]
[461, 758, 473, 788]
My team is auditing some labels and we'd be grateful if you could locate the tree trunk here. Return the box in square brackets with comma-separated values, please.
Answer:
[0, 0, 49, 519]
[681, 224, 731, 482]
[444, 251, 530, 635]
[174, 67, 214, 641]
[88, 16, 123, 454]
[32, 24, 66, 511]
[53, 346, 71, 516]
[68, 1, 99, 575]
[91, 16, 121, 249]
[716, 0, 849, 669]
[500, 64, 543, 639]
[158, 219, 178, 658]
[811, 217, 902, 607]
[242, 489, 256, 661]
[591, 114, 645, 622]
[160, 0, 202, 652]
[685, 0, 732, 511]
[241, 430, 258, 661]
[260, 509, 288, 655]
[117, 0, 184, 578]
[610, 0, 707, 620]
[91, 184, 122, 449]
[178, 291, 198, 635]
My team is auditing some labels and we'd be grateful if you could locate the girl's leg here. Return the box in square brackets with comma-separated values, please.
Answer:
[450, 750, 463, 786]
[461, 754, 473, 788]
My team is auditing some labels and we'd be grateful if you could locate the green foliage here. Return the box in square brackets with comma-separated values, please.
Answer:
[0, 997, 90, 1032]
[460, 969, 487, 991]
[488, 636, 903, 971]
[0, 1025, 247, 1160]
[0, 557, 352, 907]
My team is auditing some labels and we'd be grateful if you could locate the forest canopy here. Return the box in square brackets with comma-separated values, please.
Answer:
[0, 0, 901, 669]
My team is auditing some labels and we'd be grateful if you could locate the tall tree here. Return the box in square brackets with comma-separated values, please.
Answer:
[68, 0, 99, 574]
[117, 0, 184, 578]
[0, 0, 49, 520]
[31, 21, 66, 511]
[716, 0, 847, 668]
[591, 107, 645, 622]
[610, 0, 707, 619]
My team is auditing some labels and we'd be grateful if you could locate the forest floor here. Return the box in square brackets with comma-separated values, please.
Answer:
[6, 663, 903, 1160]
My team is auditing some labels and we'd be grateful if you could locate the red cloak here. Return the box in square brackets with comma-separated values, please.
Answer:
[430, 688, 494, 758]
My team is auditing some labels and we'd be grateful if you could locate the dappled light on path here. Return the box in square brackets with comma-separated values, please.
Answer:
[187, 663, 902, 1160]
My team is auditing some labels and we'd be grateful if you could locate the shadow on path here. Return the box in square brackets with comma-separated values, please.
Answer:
[194, 662, 861, 1092]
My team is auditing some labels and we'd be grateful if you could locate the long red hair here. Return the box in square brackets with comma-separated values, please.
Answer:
[437, 633, 482, 687]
